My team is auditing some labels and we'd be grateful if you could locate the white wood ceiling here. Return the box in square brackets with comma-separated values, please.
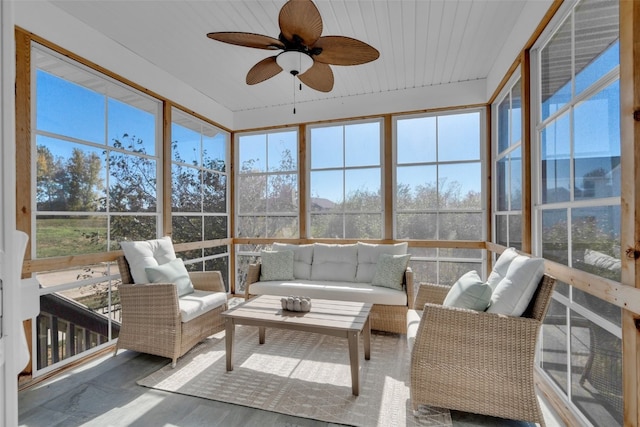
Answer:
[47, 0, 546, 126]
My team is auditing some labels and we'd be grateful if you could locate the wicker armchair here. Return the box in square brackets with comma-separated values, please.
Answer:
[114, 256, 228, 367]
[410, 274, 556, 425]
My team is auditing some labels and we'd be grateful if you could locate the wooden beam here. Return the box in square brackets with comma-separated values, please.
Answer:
[521, 51, 532, 253]
[162, 101, 172, 236]
[484, 105, 493, 277]
[298, 125, 307, 239]
[15, 28, 31, 266]
[229, 130, 236, 293]
[534, 369, 582, 426]
[620, 0, 640, 425]
[21, 238, 232, 274]
[384, 115, 393, 240]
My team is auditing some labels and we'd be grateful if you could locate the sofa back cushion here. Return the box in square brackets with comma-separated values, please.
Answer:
[272, 243, 314, 280]
[311, 243, 358, 282]
[120, 236, 176, 284]
[356, 242, 408, 283]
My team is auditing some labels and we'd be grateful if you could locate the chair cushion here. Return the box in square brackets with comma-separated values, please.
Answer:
[486, 248, 545, 316]
[178, 290, 228, 323]
[145, 258, 194, 297]
[120, 236, 176, 284]
[249, 280, 407, 306]
[442, 270, 492, 311]
[406, 309, 423, 352]
[260, 250, 295, 281]
[371, 253, 411, 291]
[356, 242, 408, 283]
[272, 243, 314, 280]
[311, 243, 358, 282]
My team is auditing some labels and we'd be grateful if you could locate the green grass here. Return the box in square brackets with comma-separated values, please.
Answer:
[36, 217, 108, 258]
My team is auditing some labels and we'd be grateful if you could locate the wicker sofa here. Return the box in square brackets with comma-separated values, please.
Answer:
[407, 248, 556, 425]
[245, 242, 414, 334]
[114, 239, 227, 367]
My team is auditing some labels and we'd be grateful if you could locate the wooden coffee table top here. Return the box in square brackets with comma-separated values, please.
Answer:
[222, 295, 372, 332]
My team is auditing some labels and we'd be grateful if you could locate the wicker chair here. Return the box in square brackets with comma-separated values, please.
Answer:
[410, 274, 556, 425]
[114, 256, 228, 367]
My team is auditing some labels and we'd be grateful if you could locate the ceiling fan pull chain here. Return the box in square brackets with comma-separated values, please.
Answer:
[293, 75, 296, 114]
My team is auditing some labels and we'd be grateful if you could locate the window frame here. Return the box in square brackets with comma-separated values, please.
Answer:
[306, 118, 384, 239]
[393, 108, 487, 285]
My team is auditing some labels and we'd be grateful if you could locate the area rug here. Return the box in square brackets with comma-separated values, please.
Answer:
[137, 326, 452, 427]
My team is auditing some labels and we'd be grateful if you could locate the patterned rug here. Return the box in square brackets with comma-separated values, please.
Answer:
[137, 326, 452, 427]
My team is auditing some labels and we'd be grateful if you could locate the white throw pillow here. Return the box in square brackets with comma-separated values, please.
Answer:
[145, 258, 194, 297]
[442, 270, 492, 311]
[260, 250, 295, 281]
[120, 236, 176, 284]
[311, 243, 358, 282]
[371, 253, 411, 291]
[486, 249, 545, 316]
[272, 243, 314, 280]
[355, 242, 408, 283]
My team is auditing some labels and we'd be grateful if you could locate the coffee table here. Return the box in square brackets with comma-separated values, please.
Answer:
[222, 295, 373, 396]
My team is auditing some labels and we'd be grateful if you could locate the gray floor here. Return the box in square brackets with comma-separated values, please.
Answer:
[18, 346, 564, 427]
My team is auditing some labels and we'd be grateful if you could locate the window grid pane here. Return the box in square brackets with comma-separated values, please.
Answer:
[309, 120, 382, 239]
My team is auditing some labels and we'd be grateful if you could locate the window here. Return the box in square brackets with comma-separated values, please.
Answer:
[33, 44, 162, 371]
[236, 129, 299, 238]
[234, 129, 298, 293]
[171, 108, 230, 288]
[534, 0, 622, 424]
[395, 110, 484, 284]
[494, 77, 523, 249]
[308, 119, 383, 239]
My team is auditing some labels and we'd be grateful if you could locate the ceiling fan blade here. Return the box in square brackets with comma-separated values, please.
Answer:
[279, 0, 323, 47]
[207, 32, 284, 50]
[246, 56, 283, 85]
[298, 62, 334, 92]
[313, 36, 380, 65]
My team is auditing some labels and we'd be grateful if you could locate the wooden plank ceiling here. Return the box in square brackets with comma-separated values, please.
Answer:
[48, 0, 535, 114]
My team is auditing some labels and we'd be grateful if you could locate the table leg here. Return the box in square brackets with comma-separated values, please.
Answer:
[364, 315, 371, 361]
[348, 331, 360, 396]
[225, 318, 234, 371]
[259, 326, 266, 344]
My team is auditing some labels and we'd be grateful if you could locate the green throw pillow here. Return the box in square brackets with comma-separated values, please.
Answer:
[260, 250, 295, 281]
[442, 270, 492, 311]
[145, 258, 194, 297]
[371, 253, 411, 291]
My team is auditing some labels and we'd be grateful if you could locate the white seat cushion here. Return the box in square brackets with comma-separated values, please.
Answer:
[178, 290, 227, 323]
[249, 280, 407, 306]
[406, 309, 422, 352]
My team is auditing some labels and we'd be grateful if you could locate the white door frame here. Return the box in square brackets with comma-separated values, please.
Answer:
[1, 1, 19, 425]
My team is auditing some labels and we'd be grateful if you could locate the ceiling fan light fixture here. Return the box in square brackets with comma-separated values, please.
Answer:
[276, 51, 313, 76]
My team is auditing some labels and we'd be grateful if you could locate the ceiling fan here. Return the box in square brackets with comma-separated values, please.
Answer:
[206, 0, 379, 93]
